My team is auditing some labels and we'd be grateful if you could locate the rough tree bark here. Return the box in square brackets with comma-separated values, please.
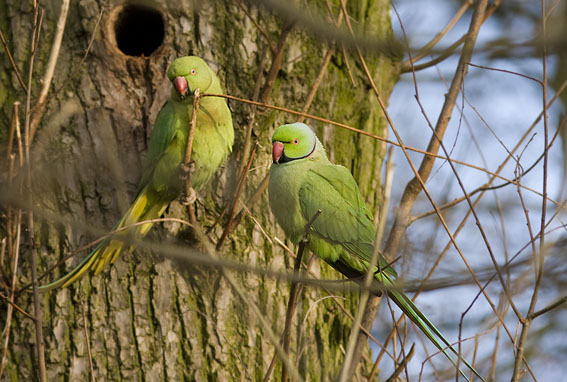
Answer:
[0, 0, 398, 380]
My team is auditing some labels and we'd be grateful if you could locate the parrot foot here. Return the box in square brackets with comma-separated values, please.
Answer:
[179, 161, 195, 180]
[180, 187, 197, 205]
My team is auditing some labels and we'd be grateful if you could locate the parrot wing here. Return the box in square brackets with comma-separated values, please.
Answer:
[138, 100, 182, 190]
[298, 163, 396, 277]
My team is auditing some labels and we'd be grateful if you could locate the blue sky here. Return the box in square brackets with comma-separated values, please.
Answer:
[369, 1, 567, 380]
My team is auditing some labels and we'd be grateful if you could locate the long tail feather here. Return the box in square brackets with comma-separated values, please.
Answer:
[383, 276, 485, 382]
[38, 240, 108, 291]
[39, 188, 168, 292]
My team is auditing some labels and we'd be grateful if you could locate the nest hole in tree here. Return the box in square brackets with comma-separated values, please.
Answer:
[114, 4, 164, 57]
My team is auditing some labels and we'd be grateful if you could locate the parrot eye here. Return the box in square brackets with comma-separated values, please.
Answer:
[293, 138, 299, 144]
[190, 68, 197, 75]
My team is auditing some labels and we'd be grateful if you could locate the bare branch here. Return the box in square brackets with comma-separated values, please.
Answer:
[43, 8, 104, 114]
[29, 0, 70, 141]
[260, 18, 294, 103]
[180, 88, 201, 223]
[511, 1, 552, 378]
[280, 210, 321, 382]
[401, 0, 472, 69]
[383, 344, 415, 382]
[216, 142, 259, 249]
[401, 0, 502, 73]
[235, 44, 267, 180]
[0, 29, 27, 92]
[237, 0, 275, 53]
[529, 296, 567, 319]
[79, 296, 96, 382]
[22, 4, 47, 379]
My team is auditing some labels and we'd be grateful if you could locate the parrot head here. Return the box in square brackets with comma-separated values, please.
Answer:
[271, 122, 319, 164]
[167, 56, 213, 100]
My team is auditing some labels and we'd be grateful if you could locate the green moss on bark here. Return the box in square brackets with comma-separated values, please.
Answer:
[1, 0, 397, 380]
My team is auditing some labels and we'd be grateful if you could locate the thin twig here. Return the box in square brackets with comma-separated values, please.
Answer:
[401, 0, 502, 73]
[80, 296, 96, 382]
[281, 210, 321, 382]
[236, 0, 275, 53]
[216, 142, 259, 249]
[5, 102, 21, 284]
[489, 320, 501, 381]
[375, 146, 394, 245]
[298, 47, 335, 122]
[341, 45, 356, 85]
[0, 291, 33, 319]
[206, 47, 267, 237]
[43, 8, 104, 114]
[529, 296, 567, 319]
[260, 18, 294, 103]
[236, 44, 267, 179]
[0, 238, 5, 286]
[0, 209, 22, 379]
[229, 173, 270, 233]
[6, 102, 20, 162]
[511, 1, 550, 378]
[403, 33, 467, 73]
[467, 62, 544, 85]
[298, 0, 342, 122]
[401, 0, 472, 69]
[294, 291, 336, 364]
[23, 4, 47, 380]
[383, 344, 415, 382]
[180, 88, 201, 223]
[0, 29, 27, 92]
[29, 0, 70, 141]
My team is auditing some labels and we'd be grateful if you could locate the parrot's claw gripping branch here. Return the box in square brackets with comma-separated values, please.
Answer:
[180, 187, 197, 206]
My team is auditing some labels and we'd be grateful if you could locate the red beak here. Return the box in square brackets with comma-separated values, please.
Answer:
[272, 141, 284, 163]
[174, 76, 189, 97]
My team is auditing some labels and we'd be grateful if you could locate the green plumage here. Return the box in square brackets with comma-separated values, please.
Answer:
[269, 123, 484, 381]
[40, 56, 234, 291]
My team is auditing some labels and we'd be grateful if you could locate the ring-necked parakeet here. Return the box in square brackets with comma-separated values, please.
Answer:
[268, 122, 483, 380]
[40, 56, 234, 291]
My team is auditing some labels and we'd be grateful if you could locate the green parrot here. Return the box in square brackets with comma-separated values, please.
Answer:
[40, 56, 234, 291]
[268, 122, 484, 381]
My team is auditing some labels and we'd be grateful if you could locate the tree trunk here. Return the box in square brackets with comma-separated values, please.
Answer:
[0, 0, 398, 380]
